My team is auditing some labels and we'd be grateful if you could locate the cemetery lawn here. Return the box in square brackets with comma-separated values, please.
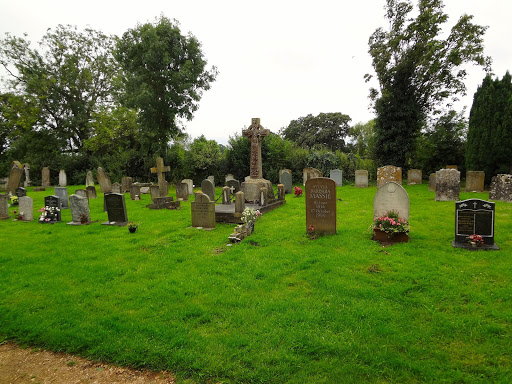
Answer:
[1, 184, 511, 384]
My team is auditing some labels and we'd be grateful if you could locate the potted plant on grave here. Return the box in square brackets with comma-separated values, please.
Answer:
[294, 186, 303, 197]
[241, 208, 262, 235]
[372, 210, 410, 243]
[128, 222, 139, 233]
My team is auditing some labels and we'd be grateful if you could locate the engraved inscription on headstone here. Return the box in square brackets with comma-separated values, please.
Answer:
[452, 199, 498, 250]
[305, 177, 336, 235]
[102, 193, 128, 226]
[191, 192, 215, 228]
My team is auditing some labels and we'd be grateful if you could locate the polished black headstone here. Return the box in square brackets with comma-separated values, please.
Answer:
[452, 199, 498, 250]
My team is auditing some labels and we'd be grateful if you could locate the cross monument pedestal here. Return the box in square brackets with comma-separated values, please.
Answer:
[241, 118, 273, 203]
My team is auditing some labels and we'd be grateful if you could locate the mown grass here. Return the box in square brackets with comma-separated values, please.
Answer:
[1, 184, 511, 383]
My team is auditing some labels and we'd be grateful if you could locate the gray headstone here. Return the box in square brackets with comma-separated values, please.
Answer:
[407, 169, 422, 185]
[235, 191, 245, 214]
[121, 177, 133, 193]
[182, 179, 194, 195]
[68, 194, 90, 225]
[86, 171, 95, 187]
[75, 189, 88, 199]
[329, 169, 343, 186]
[102, 193, 128, 226]
[436, 169, 460, 201]
[453, 199, 498, 250]
[176, 182, 189, 201]
[111, 182, 122, 194]
[18, 196, 33, 221]
[201, 179, 215, 202]
[54, 187, 69, 209]
[373, 182, 409, 220]
[130, 185, 141, 200]
[42, 195, 61, 222]
[207, 175, 215, 185]
[59, 169, 67, 187]
[41, 167, 50, 187]
[150, 185, 161, 201]
[96, 167, 112, 193]
[0, 194, 10, 220]
[225, 174, 235, 182]
[86, 186, 97, 199]
[191, 192, 215, 228]
[355, 170, 369, 188]
[279, 171, 292, 194]
[428, 173, 436, 191]
[489, 174, 512, 202]
[305, 177, 336, 235]
[465, 171, 485, 192]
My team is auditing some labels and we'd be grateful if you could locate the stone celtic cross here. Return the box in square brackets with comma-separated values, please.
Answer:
[242, 118, 270, 179]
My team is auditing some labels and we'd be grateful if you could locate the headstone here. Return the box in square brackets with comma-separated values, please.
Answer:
[235, 191, 245, 214]
[54, 187, 69, 209]
[489, 174, 512, 202]
[207, 175, 215, 185]
[41, 167, 50, 187]
[222, 186, 231, 204]
[96, 167, 112, 193]
[279, 169, 292, 177]
[225, 174, 235, 182]
[111, 182, 122, 194]
[6, 161, 24, 194]
[59, 169, 67, 187]
[280, 171, 292, 194]
[176, 182, 189, 201]
[407, 169, 422, 185]
[15, 187, 27, 198]
[130, 185, 141, 200]
[0, 194, 10, 220]
[121, 177, 133, 193]
[18, 196, 33, 221]
[465, 171, 485, 192]
[147, 196, 179, 210]
[150, 185, 161, 201]
[329, 169, 343, 186]
[43, 195, 61, 222]
[86, 186, 97, 199]
[446, 165, 458, 170]
[75, 189, 88, 199]
[428, 173, 436, 191]
[452, 199, 498, 250]
[377, 165, 402, 188]
[355, 170, 369, 188]
[226, 179, 241, 194]
[191, 192, 215, 228]
[150, 157, 170, 197]
[68, 194, 91, 225]
[305, 177, 336, 235]
[277, 184, 285, 201]
[182, 179, 194, 195]
[23, 163, 32, 187]
[303, 167, 323, 185]
[436, 169, 460, 201]
[85, 171, 95, 187]
[201, 179, 216, 202]
[0, 178, 7, 191]
[102, 193, 128, 226]
[373, 182, 409, 220]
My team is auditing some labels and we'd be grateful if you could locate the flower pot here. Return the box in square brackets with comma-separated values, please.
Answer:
[373, 228, 408, 243]
[129, 227, 137, 233]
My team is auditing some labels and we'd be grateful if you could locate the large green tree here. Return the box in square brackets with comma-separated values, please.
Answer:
[115, 16, 218, 156]
[280, 112, 351, 151]
[0, 25, 119, 153]
[466, 72, 512, 183]
[366, 0, 491, 168]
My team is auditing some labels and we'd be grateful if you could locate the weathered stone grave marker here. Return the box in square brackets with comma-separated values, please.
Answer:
[329, 169, 343, 186]
[121, 177, 133, 193]
[41, 167, 50, 187]
[489, 174, 512, 202]
[86, 171, 95, 187]
[465, 171, 485, 192]
[377, 165, 402, 188]
[428, 173, 436, 191]
[0, 194, 10, 220]
[355, 170, 369, 188]
[97, 167, 112, 193]
[151, 157, 170, 197]
[86, 186, 97, 199]
[176, 182, 189, 201]
[18, 196, 33, 221]
[182, 179, 194, 195]
[303, 167, 323, 185]
[305, 177, 336, 235]
[201, 179, 215, 202]
[407, 169, 422, 185]
[130, 185, 141, 200]
[373, 182, 409, 220]
[111, 182, 122, 194]
[68, 194, 91, 225]
[23, 163, 32, 187]
[6, 161, 24, 194]
[452, 199, 498, 250]
[59, 169, 67, 187]
[54, 187, 69, 209]
[436, 169, 460, 201]
[191, 192, 215, 228]
[279, 171, 292, 194]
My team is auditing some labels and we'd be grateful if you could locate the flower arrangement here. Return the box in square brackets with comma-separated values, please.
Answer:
[294, 186, 303, 197]
[241, 208, 262, 226]
[79, 213, 89, 224]
[373, 210, 409, 236]
[128, 222, 139, 233]
[38, 206, 60, 223]
[10, 195, 18, 206]
[467, 234, 484, 246]
[13, 210, 23, 221]
[307, 224, 317, 239]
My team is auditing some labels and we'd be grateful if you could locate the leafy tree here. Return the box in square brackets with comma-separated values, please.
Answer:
[466, 72, 512, 183]
[184, 135, 221, 184]
[223, 134, 251, 182]
[306, 149, 340, 176]
[116, 16, 218, 156]
[280, 112, 351, 151]
[366, 0, 491, 168]
[0, 25, 119, 153]
[350, 119, 376, 160]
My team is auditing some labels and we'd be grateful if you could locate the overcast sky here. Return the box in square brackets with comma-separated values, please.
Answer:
[1, 1, 510, 144]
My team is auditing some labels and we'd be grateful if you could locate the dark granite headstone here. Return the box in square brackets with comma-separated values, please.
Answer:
[102, 193, 128, 226]
[42, 195, 61, 222]
[15, 187, 27, 198]
[305, 177, 336, 235]
[452, 199, 498, 250]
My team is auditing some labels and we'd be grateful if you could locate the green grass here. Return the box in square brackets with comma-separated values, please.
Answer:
[1, 184, 511, 383]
